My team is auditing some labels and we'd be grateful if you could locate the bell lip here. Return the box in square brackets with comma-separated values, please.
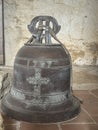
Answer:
[1, 109, 81, 125]
[1, 93, 81, 123]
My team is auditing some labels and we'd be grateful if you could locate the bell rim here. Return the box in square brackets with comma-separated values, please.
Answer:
[1, 93, 81, 123]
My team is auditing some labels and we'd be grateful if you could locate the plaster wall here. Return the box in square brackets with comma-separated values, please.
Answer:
[4, 0, 98, 66]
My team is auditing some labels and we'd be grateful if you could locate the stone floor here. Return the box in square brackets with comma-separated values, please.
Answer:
[0, 89, 98, 130]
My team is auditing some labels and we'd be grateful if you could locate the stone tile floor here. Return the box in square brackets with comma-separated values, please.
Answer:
[1, 89, 98, 130]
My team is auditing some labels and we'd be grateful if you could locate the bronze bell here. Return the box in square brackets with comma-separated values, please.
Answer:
[1, 16, 81, 123]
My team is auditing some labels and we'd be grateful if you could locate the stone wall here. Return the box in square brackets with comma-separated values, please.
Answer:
[0, 0, 2, 55]
[4, 0, 98, 66]
[0, 0, 3, 64]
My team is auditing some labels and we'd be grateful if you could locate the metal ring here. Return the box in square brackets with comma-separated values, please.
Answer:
[28, 16, 61, 37]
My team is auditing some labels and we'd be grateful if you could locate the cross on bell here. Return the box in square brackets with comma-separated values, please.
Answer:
[26, 68, 50, 96]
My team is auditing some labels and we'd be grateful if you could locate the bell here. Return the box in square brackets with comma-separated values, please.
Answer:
[1, 16, 81, 123]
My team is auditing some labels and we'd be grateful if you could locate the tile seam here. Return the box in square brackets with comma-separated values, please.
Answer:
[82, 107, 96, 124]
[89, 91, 98, 99]
[57, 124, 62, 130]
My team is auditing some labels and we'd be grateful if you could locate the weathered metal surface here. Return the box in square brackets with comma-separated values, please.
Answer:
[28, 16, 61, 39]
[1, 16, 80, 123]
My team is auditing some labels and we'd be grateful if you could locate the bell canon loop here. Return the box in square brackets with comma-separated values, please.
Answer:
[1, 16, 81, 123]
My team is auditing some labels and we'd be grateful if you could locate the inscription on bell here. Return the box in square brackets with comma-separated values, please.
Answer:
[26, 68, 50, 95]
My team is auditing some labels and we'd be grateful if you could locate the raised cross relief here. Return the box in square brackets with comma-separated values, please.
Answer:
[26, 68, 50, 96]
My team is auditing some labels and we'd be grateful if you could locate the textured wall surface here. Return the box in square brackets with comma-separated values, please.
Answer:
[0, 0, 3, 64]
[4, 0, 98, 66]
[0, 0, 2, 54]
